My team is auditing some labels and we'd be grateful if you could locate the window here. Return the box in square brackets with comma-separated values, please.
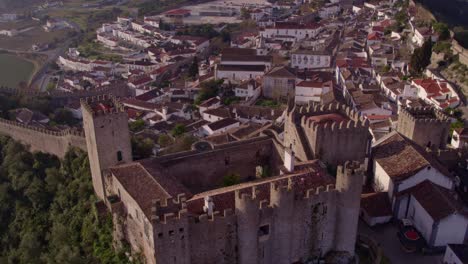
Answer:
[158, 232, 163, 238]
[258, 224, 270, 237]
[179, 228, 184, 233]
[117, 151, 123, 162]
[169, 230, 175, 236]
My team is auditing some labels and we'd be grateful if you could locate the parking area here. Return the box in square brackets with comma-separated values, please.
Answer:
[358, 221, 442, 264]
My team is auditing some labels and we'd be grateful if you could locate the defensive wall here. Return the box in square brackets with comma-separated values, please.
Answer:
[452, 39, 468, 66]
[0, 82, 131, 107]
[0, 118, 86, 158]
[153, 136, 282, 194]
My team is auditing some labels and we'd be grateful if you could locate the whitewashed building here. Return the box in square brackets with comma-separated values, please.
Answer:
[291, 50, 332, 69]
[295, 80, 332, 104]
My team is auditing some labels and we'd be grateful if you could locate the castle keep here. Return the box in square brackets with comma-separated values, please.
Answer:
[81, 97, 367, 264]
[284, 103, 372, 166]
[397, 107, 450, 150]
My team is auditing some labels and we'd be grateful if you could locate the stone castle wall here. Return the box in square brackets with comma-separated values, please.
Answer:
[0, 118, 86, 157]
[285, 103, 371, 166]
[155, 137, 282, 193]
[397, 107, 450, 149]
[150, 182, 339, 264]
[452, 39, 468, 66]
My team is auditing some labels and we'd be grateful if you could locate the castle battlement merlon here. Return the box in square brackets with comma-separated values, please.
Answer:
[0, 117, 85, 138]
[400, 106, 450, 123]
[337, 160, 364, 176]
[150, 194, 188, 224]
[80, 94, 125, 117]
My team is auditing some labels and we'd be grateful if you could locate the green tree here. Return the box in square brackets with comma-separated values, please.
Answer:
[129, 119, 146, 132]
[132, 136, 155, 159]
[50, 108, 77, 126]
[433, 22, 450, 41]
[157, 134, 172, 147]
[0, 136, 135, 263]
[171, 124, 187, 137]
[195, 79, 223, 104]
[222, 173, 241, 187]
[410, 39, 433, 75]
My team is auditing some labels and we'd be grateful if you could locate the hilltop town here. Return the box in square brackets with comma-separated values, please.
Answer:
[1, 0, 468, 263]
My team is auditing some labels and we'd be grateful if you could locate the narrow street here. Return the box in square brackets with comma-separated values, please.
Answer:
[359, 221, 441, 264]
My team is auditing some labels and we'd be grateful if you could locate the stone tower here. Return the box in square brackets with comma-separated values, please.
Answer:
[334, 161, 365, 256]
[81, 95, 132, 200]
[284, 102, 371, 166]
[397, 106, 450, 150]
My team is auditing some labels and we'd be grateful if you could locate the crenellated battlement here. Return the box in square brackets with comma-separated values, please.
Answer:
[399, 106, 450, 124]
[193, 208, 236, 223]
[285, 102, 371, 165]
[0, 117, 85, 137]
[80, 94, 126, 117]
[337, 160, 365, 176]
[304, 184, 336, 199]
[288, 103, 370, 133]
[151, 194, 188, 224]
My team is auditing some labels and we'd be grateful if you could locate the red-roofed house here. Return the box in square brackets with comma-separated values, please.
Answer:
[412, 78, 460, 109]
[164, 9, 191, 18]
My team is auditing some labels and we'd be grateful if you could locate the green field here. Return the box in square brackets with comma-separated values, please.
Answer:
[0, 53, 35, 88]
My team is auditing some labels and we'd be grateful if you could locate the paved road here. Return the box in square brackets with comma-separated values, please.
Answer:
[359, 221, 441, 264]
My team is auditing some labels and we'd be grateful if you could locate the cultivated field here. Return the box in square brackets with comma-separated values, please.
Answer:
[0, 53, 35, 88]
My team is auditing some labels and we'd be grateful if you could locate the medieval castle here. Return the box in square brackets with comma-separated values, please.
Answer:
[78, 95, 370, 264]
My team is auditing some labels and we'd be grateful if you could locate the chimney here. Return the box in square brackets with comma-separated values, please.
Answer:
[162, 106, 168, 120]
[203, 196, 214, 215]
[284, 147, 295, 172]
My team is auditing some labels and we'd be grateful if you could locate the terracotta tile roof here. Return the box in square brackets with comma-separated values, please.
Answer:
[203, 107, 232, 118]
[399, 180, 466, 221]
[217, 64, 266, 72]
[307, 113, 349, 124]
[199, 97, 220, 107]
[110, 163, 172, 219]
[164, 9, 191, 15]
[265, 66, 296, 78]
[361, 192, 392, 217]
[373, 132, 450, 181]
[122, 98, 158, 110]
[296, 80, 331, 88]
[207, 118, 239, 131]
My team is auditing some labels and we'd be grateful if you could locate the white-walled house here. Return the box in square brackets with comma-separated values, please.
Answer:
[215, 64, 266, 83]
[443, 244, 468, 264]
[412, 78, 460, 110]
[372, 132, 453, 202]
[201, 118, 240, 136]
[396, 180, 468, 247]
[198, 97, 221, 114]
[234, 79, 261, 99]
[260, 22, 322, 42]
[202, 108, 231, 123]
[451, 128, 468, 149]
[291, 50, 332, 69]
[295, 80, 332, 104]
